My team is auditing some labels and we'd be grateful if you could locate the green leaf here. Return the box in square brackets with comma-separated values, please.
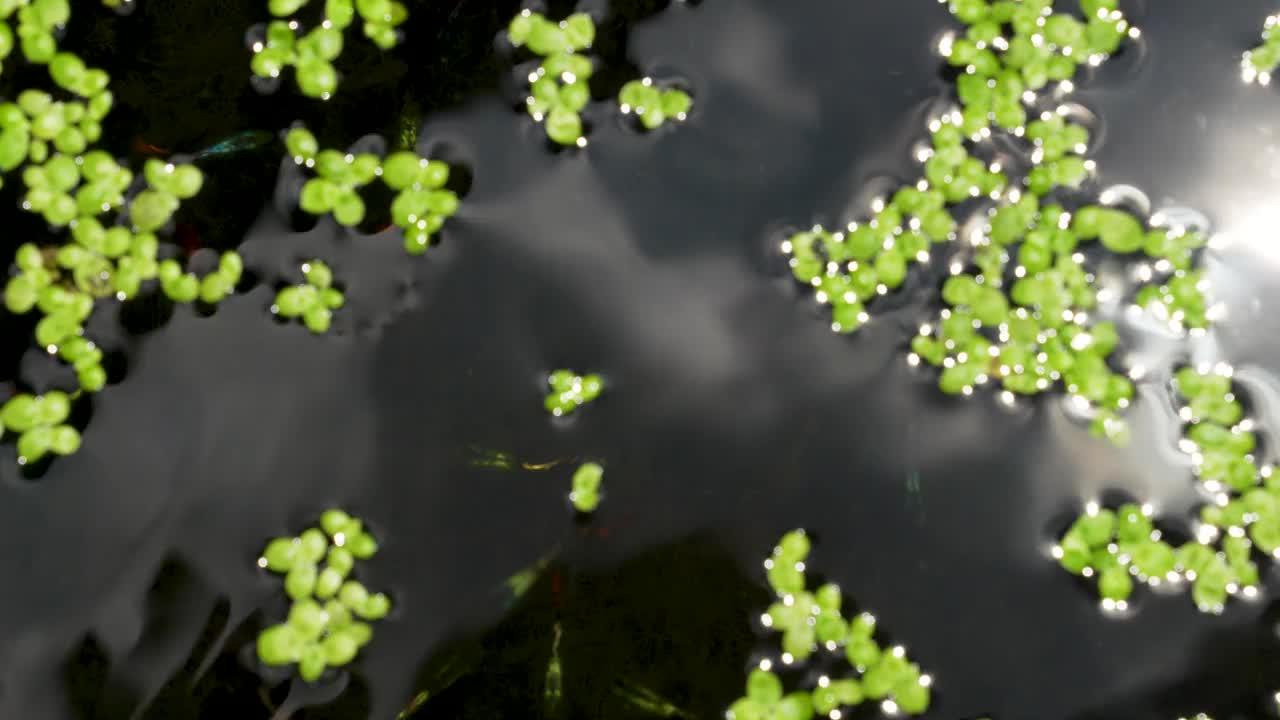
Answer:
[562, 13, 595, 50]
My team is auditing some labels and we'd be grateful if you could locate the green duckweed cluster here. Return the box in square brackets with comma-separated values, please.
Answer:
[285, 126, 461, 252]
[0, 0, 253, 464]
[507, 9, 597, 146]
[252, 0, 408, 99]
[507, 8, 695, 145]
[785, 0, 1211, 446]
[256, 510, 392, 682]
[1055, 367, 1278, 614]
[618, 78, 693, 131]
[727, 530, 933, 719]
[273, 259, 345, 333]
[569, 461, 603, 512]
[1242, 13, 1280, 85]
[544, 369, 603, 417]
[0, 389, 80, 463]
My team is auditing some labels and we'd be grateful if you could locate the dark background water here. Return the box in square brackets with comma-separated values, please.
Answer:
[4, 0, 1280, 718]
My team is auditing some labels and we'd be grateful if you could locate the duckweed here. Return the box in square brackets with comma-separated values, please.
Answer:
[285, 126, 461, 251]
[257, 510, 390, 682]
[1243, 14, 1280, 84]
[727, 530, 932, 719]
[569, 462, 603, 512]
[1055, 367, 1274, 614]
[250, 0, 408, 99]
[618, 78, 692, 130]
[273, 260, 345, 334]
[1, 0, 254, 465]
[0, 390, 81, 465]
[544, 369, 603, 416]
[508, 9, 596, 146]
[781, 1, 1210, 446]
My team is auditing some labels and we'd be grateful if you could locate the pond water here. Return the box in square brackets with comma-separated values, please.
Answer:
[3, 0, 1280, 718]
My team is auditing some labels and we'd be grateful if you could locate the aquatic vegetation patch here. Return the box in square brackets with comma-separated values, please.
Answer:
[1242, 12, 1280, 85]
[783, 0, 1210, 445]
[506, 6, 696, 146]
[285, 126, 461, 252]
[544, 368, 603, 416]
[1055, 367, 1276, 614]
[728, 530, 933, 719]
[507, 9, 597, 147]
[250, 0, 408, 99]
[272, 259, 345, 334]
[0, 390, 80, 463]
[256, 510, 391, 682]
[0, 0, 260, 465]
[569, 461, 603, 512]
[618, 77, 693, 131]
[910, 197, 1208, 445]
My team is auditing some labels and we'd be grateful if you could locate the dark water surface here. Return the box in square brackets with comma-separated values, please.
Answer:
[4, 0, 1280, 718]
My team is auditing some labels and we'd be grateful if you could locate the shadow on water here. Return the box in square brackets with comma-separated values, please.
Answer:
[61, 535, 759, 719]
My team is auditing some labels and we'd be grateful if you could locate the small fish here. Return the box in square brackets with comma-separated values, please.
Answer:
[132, 130, 273, 161]
[544, 621, 563, 717]
[133, 138, 170, 156]
[468, 445, 566, 472]
[521, 458, 566, 471]
[193, 129, 274, 160]
[502, 546, 558, 605]
[468, 445, 515, 470]
[612, 678, 695, 719]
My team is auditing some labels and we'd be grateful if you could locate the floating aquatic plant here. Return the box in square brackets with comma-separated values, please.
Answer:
[728, 530, 933, 719]
[0, 391, 81, 465]
[382, 150, 460, 254]
[781, 1, 1211, 446]
[285, 126, 461, 251]
[544, 369, 603, 416]
[250, 0, 408, 99]
[569, 462, 603, 512]
[256, 510, 391, 682]
[1243, 13, 1280, 85]
[1, 0, 257, 465]
[507, 9, 596, 146]
[273, 259, 344, 334]
[618, 78, 692, 130]
[1055, 366, 1276, 614]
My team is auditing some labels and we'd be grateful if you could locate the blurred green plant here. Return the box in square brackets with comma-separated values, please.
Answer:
[544, 368, 603, 416]
[257, 509, 391, 682]
[1243, 13, 1280, 84]
[251, 0, 408, 99]
[570, 461, 603, 512]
